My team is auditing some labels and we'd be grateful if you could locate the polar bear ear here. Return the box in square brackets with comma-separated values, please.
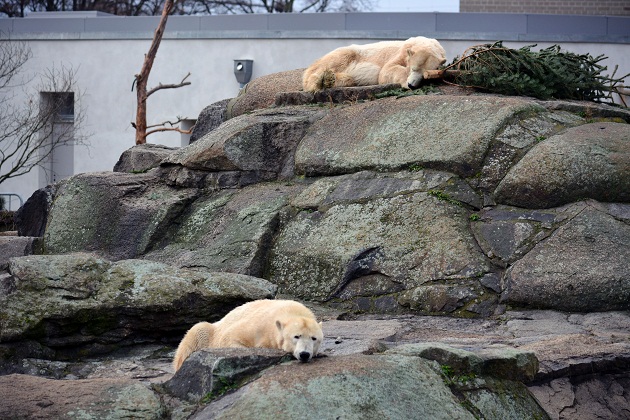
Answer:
[407, 48, 413, 58]
[275, 320, 283, 332]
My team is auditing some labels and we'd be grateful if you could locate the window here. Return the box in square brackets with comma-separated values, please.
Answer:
[48, 92, 74, 122]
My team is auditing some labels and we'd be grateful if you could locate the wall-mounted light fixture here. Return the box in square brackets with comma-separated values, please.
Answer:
[234, 59, 253, 88]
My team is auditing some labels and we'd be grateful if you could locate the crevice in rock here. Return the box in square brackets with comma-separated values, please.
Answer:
[328, 247, 386, 300]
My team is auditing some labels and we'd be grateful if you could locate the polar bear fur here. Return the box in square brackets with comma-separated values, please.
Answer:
[172, 299, 324, 372]
[302, 36, 446, 92]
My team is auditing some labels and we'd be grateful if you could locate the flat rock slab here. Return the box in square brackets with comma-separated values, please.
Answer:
[2, 254, 276, 350]
[295, 95, 544, 178]
[195, 353, 480, 420]
[321, 319, 402, 356]
[275, 83, 402, 106]
[0, 374, 164, 419]
[320, 309, 630, 382]
[388, 342, 539, 382]
[0, 236, 40, 270]
[391, 310, 630, 381]
[2, 310, 627, 420]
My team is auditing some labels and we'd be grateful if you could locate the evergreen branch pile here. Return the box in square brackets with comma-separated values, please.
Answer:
[444, 41, 628, 104]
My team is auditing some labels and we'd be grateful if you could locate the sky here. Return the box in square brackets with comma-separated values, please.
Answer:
[371, 0, 460, 13]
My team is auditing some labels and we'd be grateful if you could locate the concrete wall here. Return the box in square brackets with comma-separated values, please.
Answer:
[1, 12, 629, 208]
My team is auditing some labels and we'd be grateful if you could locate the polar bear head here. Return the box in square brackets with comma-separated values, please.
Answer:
[405, 38, 447, 89]
[276, 317, 324, 362]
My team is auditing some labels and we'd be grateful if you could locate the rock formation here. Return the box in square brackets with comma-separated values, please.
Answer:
[1, 70, 629, 419]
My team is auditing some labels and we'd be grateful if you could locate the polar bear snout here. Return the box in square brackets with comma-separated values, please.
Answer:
[291, 338, 318, 362]
[407, 74, 424, 89]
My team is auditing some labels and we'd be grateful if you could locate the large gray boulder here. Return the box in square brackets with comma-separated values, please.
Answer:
[502, 201, 630, 311]
[495, 122, 630, 208]
[113, 143, 178, 173]
[164, 106, 325, 181]
[227, 68, 304, 118]
[43, 171, 198, 260]
[164, 347, 291, 402]
[14, 184, 57, 237]
[190, 98, 231, 142]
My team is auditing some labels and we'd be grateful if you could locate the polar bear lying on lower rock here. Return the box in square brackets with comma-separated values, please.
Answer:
[302, 36, 446, 92]
[172, 299, 324, 372]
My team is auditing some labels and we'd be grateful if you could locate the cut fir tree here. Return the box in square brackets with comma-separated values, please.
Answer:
[423, 41, 629, 105]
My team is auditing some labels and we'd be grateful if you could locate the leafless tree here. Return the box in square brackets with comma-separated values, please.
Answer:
[133, 0, 192, 144]
[0, 39, 87, 186]
[188, 0, 372, 14]
[1, 0, 372, 16]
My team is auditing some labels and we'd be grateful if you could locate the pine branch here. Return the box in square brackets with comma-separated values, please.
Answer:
[438, 42, 629, 104]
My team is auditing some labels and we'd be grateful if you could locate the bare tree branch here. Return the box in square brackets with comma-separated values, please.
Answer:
[146, 72, 191, 98]
[146, 125, 192, 136]
[0, 38, 31, 89]
[144, 116, 193, 136]
[146, 116, 187, 129]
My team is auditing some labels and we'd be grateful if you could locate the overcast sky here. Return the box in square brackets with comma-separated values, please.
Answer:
[371, 0, 460, 12]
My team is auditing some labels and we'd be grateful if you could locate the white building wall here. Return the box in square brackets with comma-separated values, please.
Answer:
[0, 12, 629, 208]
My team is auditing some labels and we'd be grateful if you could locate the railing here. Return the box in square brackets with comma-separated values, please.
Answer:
[0, 193, 24, 211]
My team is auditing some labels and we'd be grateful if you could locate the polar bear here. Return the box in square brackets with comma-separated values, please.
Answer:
[172, 299, 324, 372]
[302, 36, 446, 92]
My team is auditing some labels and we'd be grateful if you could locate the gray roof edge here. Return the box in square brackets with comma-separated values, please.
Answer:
[1, 12, 629, 44]
[2, 30, 629, 44]
[25, 11, 115, 18]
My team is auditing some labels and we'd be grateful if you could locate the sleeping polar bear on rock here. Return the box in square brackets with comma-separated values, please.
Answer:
[303, 36, 447, 92]
[172, 300, 324, 372]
